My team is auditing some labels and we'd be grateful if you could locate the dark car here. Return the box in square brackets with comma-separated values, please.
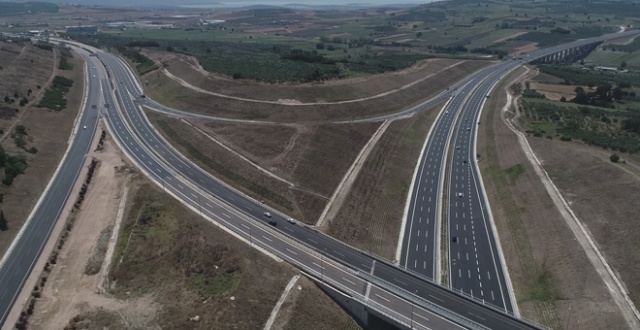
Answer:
[269, 219, 277, 226]
[452, 236, 458, 243]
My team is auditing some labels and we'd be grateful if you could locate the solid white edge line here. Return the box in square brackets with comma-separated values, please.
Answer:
[0, 51, 91, 272]
[473, 67, 520, 317]
[395, 95, 454, 270]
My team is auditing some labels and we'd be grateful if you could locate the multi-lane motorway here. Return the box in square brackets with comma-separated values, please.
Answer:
[93, 46, 542, 329]
[399, 29, 640, 316]
[400, 60, 518, 313]
[1, 29, 638, 329]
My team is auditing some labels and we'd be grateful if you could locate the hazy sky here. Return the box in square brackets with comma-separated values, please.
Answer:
[42, 0, 433, 8]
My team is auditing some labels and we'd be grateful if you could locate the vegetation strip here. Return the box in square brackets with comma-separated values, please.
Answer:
[480, 80, 561, 328]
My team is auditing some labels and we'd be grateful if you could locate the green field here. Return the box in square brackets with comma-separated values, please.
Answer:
[69, 0, 640, 82]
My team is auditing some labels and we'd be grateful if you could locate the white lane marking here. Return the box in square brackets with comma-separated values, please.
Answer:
[312, 262, 325, 270]
[286, 248, 297, 255]
[413, 311, 431, 322]
[342, 277, 356, 286]
[374, 293, 390, 303]
[394, 278, 408, 286]
[223, 213, 231, 219]
[261, 235, 273, 242]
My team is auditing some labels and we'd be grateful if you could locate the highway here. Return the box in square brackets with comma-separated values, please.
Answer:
[446, 70, 514, 313]
[399, 29, 640, 315]
[93, 52, 469, 330]
[1, 30, 637, 328]
[400, 61, 517, 312]
[0, 49, 102, 326]
[93, 47, 542, 329]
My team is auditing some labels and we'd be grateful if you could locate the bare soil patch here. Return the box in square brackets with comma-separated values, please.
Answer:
[494, 31, 528, 44]
[327, 103, 442, 260]
[0, 45, 79, 259]
[28, 137, 144, 330]
[476, 68, 629, 329]
[143, 59, 487, 122]
[512, 42, 539, 56]
[149, 113, 378, 224]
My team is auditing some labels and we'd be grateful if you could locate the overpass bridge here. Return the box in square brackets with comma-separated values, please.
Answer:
[529, 41, 602, 65]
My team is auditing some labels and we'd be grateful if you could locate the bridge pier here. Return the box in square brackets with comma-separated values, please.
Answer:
[529, 41, 603, 65]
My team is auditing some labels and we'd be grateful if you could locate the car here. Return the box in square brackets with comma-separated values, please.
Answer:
[452, 236, 458, 243]
[268, 219, 277, 226]
[463, 160, 468, 164]
[83, 125, 87, 130]
[456, 146, 460, 150]
[466, 127, 471, 131]
[263, 212, 272, 218]
[286, 217, 296, 224]
[92, 75, 95, 78]
[458, 193, 464, 198]
[140, 94, 146, 98]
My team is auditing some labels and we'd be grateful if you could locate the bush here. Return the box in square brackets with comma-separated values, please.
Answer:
[610, 153, 620, 163]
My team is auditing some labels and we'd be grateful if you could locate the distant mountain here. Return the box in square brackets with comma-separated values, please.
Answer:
[0, 1, 59, 16]
[0, 0, 428, 9]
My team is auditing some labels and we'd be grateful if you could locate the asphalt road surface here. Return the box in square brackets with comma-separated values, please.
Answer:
[95, 48, 541, 329]
[0, 49, 102, 326]
[2, 30, 637, 328]
[399, 29, 640, 316]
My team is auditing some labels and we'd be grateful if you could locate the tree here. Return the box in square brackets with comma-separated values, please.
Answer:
[610, 153, 620, 163]
[620, 61, 627, 68]
[573, 86, 589, 105]
[612, 87, 625, 101]
[0, 211, 7, 231]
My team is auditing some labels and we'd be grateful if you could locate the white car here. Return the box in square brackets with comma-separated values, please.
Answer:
[458, 193, 464, 198]
[83, 125, 87, 130]
[263, 212, 272, 218]
[286, 217, 296, 224]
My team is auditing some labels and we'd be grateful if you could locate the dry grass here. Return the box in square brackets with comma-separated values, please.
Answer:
[0, 44, 80, 258]
[278, 277, 361, 330]
[148, 113, 379, 224]
[64, 308, 126, 329]
[527, 137, 640, 311]
[149, 52, 477, 103]
[143, 60, 488, 122]
[528, 81, 585, 101]
[107, 181, 297, 330]
[326, 103, 442, 260]
[476, 68, 629, 330]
